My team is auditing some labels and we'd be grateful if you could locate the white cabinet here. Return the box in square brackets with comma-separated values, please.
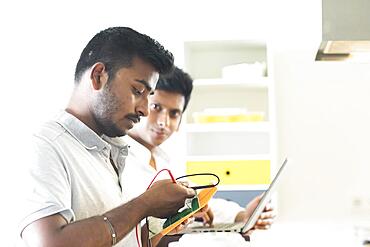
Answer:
[182, 40, 276, 206]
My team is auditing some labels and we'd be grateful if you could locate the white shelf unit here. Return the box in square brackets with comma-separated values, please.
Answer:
[193, 77, 270, 88]
[185, 122, 271, 133]
[182, 40, 276, 207]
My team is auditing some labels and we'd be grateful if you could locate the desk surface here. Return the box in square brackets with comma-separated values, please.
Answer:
[165, 232, 251, 247]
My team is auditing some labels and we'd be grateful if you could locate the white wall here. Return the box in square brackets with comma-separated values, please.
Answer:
[267, 0, 370, 224]
[275, 49, 370, 221]
[264, 1, 370, 245]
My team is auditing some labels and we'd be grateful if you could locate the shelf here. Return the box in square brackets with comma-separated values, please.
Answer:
[184, 122, 271, 133]
[186, 154, 271, 161]
[181, 39, 275, 206]
[184, 40, 268, 79]
[193, 77, 270, 89]
[186, 131, 270, 155]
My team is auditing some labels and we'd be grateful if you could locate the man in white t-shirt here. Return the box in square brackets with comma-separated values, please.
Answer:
[17, 27, 195, 247]
[120, 67, 276, 246]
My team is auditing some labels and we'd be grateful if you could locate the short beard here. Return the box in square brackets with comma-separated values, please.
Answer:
[91, 83, 125, 137]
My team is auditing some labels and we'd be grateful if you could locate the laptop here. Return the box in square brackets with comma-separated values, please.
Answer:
[176, 158, 288, 235]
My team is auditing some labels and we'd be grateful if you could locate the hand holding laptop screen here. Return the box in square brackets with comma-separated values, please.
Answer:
[176, 158, 288, 235]
[235, 193, 276, 232]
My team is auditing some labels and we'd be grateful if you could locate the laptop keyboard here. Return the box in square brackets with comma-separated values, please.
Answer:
[211, 222, 240, 229]
[190, 222, 243, 231]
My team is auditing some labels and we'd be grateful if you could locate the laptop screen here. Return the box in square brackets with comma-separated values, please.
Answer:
[242, 158, 288, 233]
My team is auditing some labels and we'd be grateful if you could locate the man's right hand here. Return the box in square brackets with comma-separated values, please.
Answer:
[193, 204, 214, 226]
[140, 179, 196, 218]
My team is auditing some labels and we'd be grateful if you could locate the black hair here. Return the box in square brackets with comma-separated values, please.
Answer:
[156, 67, 193, 111]
[74, 27, 174, 83]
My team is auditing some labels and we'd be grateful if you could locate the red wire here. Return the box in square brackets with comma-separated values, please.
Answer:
[135, 225, 141, 247]
[146, 168, 176, 190]
[135, 168, 177, 247]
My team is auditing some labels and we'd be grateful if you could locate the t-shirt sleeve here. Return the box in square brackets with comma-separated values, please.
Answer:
[208, 198, 244, 224]
[18, 135, 75, 235]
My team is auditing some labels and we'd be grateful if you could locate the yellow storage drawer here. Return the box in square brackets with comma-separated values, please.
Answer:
[186, 160, 270, 185]
[192, 112, 265, 123]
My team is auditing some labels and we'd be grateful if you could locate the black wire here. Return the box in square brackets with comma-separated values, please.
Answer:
[146, 217, 152, 247]
[176, 173, 220, 190]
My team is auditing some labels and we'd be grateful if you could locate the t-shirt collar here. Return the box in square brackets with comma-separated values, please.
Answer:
[55, 110, 110, 152]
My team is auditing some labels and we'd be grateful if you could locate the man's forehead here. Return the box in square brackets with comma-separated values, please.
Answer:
[150, 90, 185, 108]
[150, 73, 159, 91]
[130, 56, 159, 89]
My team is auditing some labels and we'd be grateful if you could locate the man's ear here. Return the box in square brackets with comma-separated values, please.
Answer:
[90, 62, 108, 90]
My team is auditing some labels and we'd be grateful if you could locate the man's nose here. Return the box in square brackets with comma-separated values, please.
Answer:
[157, 111, 169, 128]
[136, 98, 149, 117]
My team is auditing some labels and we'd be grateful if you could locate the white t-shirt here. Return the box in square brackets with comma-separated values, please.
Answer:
[17, 111, 136, 247]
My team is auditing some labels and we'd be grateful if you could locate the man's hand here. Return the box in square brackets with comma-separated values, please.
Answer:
[193, 204, 214, 226]
[141, 179, 196, 218]
[253, 202, 275, 230]
[234, 194, 276, 236]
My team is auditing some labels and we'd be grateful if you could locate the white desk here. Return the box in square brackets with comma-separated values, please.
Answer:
[251, 221, 359, 247]
[168, 232, 250, 247]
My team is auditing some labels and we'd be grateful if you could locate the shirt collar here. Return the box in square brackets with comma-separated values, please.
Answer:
[55, 110, 110, 152]
[152, 145, 170, 163]
[103, 135, 129, 150]
[124, 135, 170, 167]
[124, 135, 152, 165]
[102, 135, 129, 175]
[102, 135, 129, 158]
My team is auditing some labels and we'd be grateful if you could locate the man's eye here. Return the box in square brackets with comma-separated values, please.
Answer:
[170, 111, 181, 118]
[132, 87, 143, 96]
[150, 103, 161, 111]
